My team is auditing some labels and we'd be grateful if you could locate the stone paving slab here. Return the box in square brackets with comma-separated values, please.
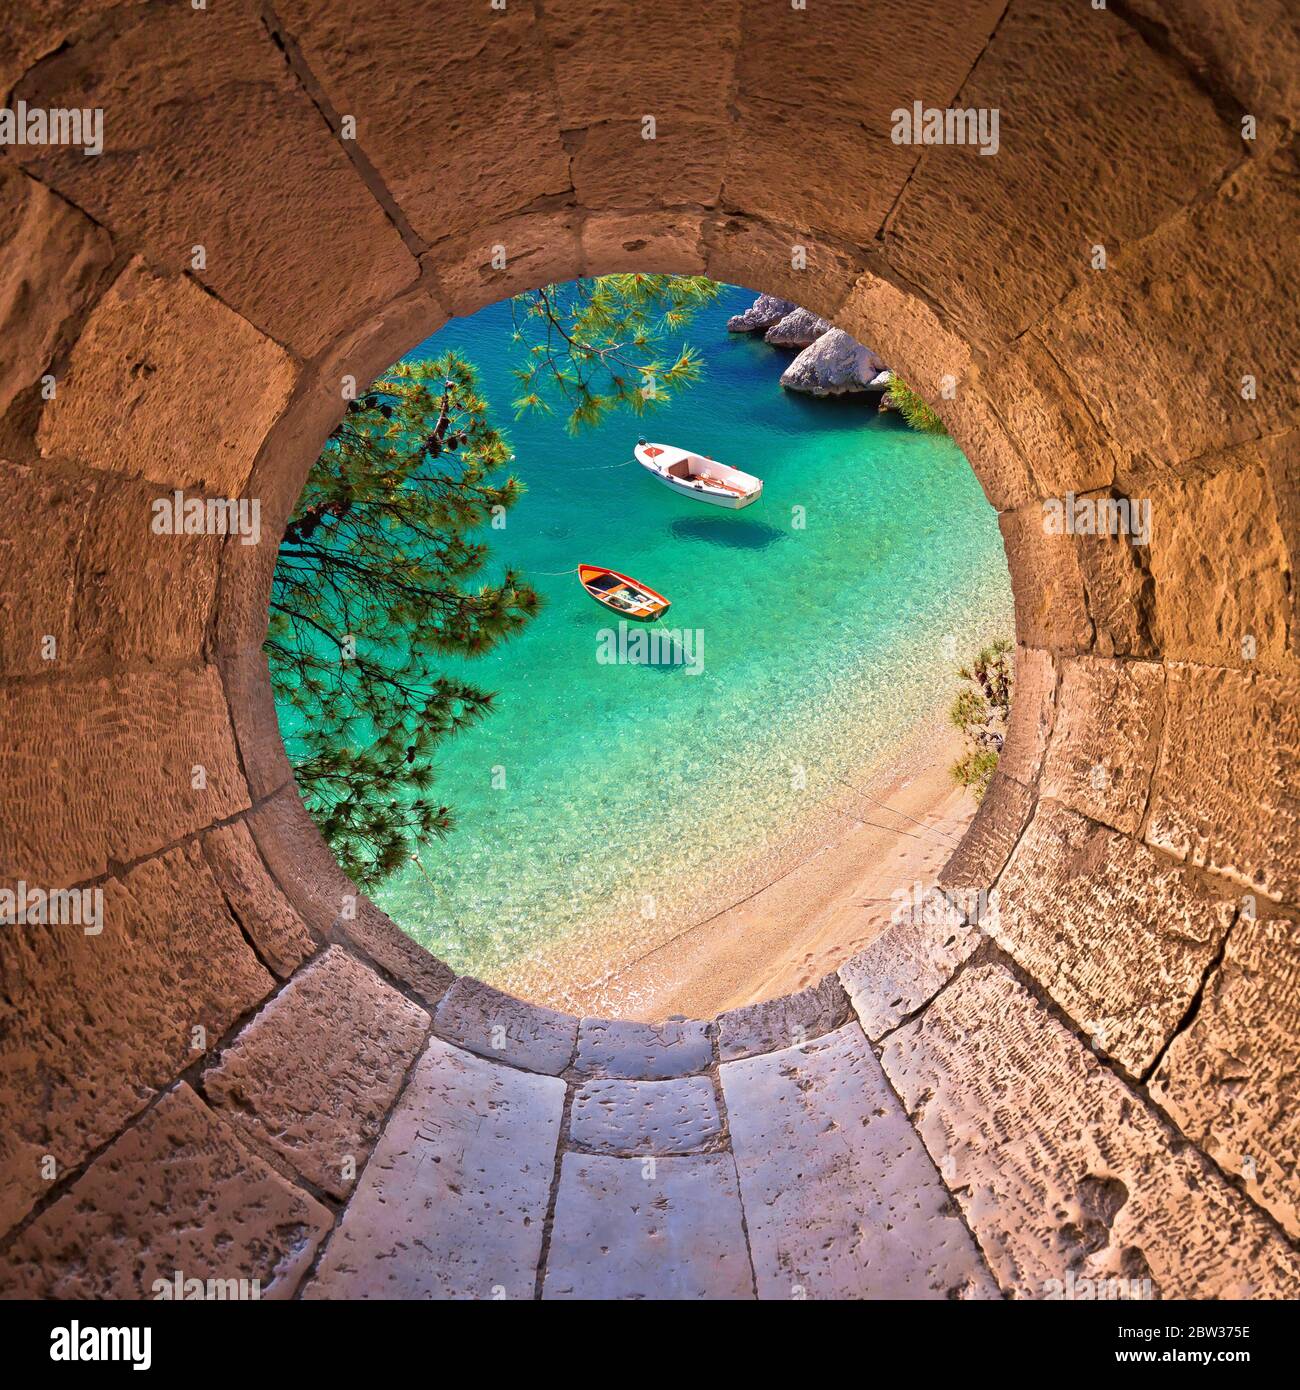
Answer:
[542, 1153, 754, 1301]
[721, 1022, 997, 1300]
[574, 1017, 714, 1079]
[992, 800, 1236, 1076]
[569, 1077, 722, 1156]
[434, 976, 577, 1075]
[716, 973, 850, 1060]
[0, 1084, 331, 1299]
[882, 965, 1300, 1299]
[1150, 913, 1300, 1239]
[839, 891, 981, 1041]
[304, 1037, 564, 1299]
[203, 946, 428, 1198]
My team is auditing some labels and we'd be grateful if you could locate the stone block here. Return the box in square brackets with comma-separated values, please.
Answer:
[38, 260, 296, 496]
[0, 844, 274, 1236]
[542, 1153, 753, 1300]
[304, 1038, 563, 1299]
[574, 1017, 713, 1080]
[0, 1084, 331, 1299]
[204, 946, 427, 1197]
[882, 965, 1300, 1298]
[569, 1076, 721, 1155]
[721, 1022, 997, 1299]
[202, 820, 317, 978]
[1146, 664, 1300, 903]
[436, 977, 578, 1075]
[992, 800, 1236, 1075]
[1151, 913, 1300, 1239]
[1041, 657, 1164, 833]
[716, 973, 850, 1060]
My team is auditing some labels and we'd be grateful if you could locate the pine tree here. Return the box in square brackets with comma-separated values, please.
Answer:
[269, 276, 723, 888]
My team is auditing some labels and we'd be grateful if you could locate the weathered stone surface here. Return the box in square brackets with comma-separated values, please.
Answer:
[202, 821, 317, 978]
[839, 901, 981, 1041]
[574, 1017, 714, 1079]
[436, 977, 578, 1075]
[780, 328, 886, 395]
[716, 973, 850, 1060]
[0, 0, 147, 101]
[725, 98, 914, 245]
[0, 844, 274, 1236]
[703, 215, 864, 324]
[430, 210, 583, 319]
[15, 2, 416, 356]
[1041, 146, 1300, 476]
[69, 472, 222, 666]
[1151, 914, 1300, 1239]
[727, 293, 796, 333]
[581, 211, 707, 278]
[278, 0, 569, 247]
[0, 168, 112, 430]
[38, 260, 296, 496]
[542, 1153, 753, 1300]
[1040, 658, 1164, 834]
[337, 899, 456, 1010]
[0, 1084, 331, 1299]
[1146, 464, 1292, 668]
[998, 645, 1056, 787]
[244, 782, 356, 937]
[569, 1076, 721, 1155]
[0, 664, 249, 884]
[887, 0, 1240, 349]
[547, 0, 740, 126]
[734, 0, 1003, 128]
[204, 947, 426, 1198]
[0, 461, 94, 676]
[883, 966, 1300, 1298]
[764, 306, 830, 347]
[998, 502, 1093, 652]
[304, 1038, 563, 1299]
[938, 768, 1034, 894]
[1076, 517, 1158, 659]
[992, 801, 1236, 1076]
[1146, 664, 1300, 903]
[570, 120, 727, 211]
[721, 1023, 997, 1299]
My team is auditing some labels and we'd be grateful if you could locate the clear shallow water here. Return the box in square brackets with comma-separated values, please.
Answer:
[282, 285, 1012, 995]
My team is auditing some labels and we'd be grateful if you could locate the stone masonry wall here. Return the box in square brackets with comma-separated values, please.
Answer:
[0, 0, 1296, 1297]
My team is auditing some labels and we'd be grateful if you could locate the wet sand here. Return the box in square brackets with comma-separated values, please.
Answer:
[530, 720, 976, 1022]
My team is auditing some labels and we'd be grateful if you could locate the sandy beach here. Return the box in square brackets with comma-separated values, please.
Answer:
[516, 718, 977, 1022]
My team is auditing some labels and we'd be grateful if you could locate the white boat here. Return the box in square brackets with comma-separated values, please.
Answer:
[633, 440, 763, 510]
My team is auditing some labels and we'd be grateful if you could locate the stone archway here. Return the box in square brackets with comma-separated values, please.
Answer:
[1, 0, 1297, 1298]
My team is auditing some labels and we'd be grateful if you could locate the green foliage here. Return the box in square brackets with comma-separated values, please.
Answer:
[267, 352, 540, 889]
[510, 274, 723, 432]
[948, 638, 1014, 801]
[887, 377, 948, 435]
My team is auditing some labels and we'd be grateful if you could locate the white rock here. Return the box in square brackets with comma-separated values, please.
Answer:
[779, 329, 888, 396]
[763, 306, 831, 347]
[726, 292, 796, 333]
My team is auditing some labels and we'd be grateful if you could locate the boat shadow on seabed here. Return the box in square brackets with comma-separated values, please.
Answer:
[669, 515, 787, 550]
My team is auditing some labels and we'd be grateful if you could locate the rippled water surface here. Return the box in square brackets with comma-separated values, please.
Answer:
[280, 285, 1014, 994]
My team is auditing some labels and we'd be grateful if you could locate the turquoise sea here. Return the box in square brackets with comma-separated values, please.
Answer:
[284, 284, 1013, 1002]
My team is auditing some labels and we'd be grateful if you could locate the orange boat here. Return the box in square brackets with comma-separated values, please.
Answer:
[578, 564, 671, 621]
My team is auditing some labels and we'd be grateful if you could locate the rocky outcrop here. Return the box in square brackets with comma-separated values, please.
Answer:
[726, 292, 795, 333]
[763, 306, 831, 347]
[779, 329, 888, 396]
